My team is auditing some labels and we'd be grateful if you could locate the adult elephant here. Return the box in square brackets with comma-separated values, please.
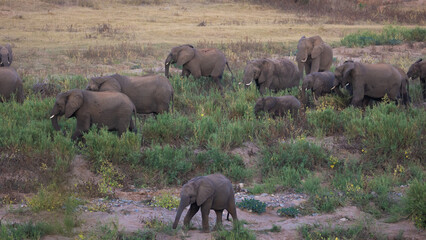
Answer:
[164, 44, 234, 90]
[301, 71, 334, 104]
[0, 67, 23, 103]
[87, 74, 173, 115]
[333, 61, 406, 107]
[407, 58, 426, 101]
[296, 36, 333, 80]
[0, 44, 13, 67]
[50, 89, 136, 141]
[241, 58, 299, 94]
[254, 95, 301, 118]
[172, 174, 237, 233]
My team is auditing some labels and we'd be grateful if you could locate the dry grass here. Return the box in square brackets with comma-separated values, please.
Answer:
[0, 0, 423, 76]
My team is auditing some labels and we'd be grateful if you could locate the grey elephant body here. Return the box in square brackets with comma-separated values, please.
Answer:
[254, 95, 301, 118]
[242, 58, 299, 94]
[302, 71, 334, 103]
[334, 61, 406, 107]
[407, 58, 426, 101]
[296, 36, 333, 80]
[0, 67, 23, 103]
[87, 74, 173, 115]
[173, 174, 237, 232]
[0, 44, 13, 67]
[165, 45, 233, 90]
[50, 89, 135, 141]
[32, 82, 61, 99]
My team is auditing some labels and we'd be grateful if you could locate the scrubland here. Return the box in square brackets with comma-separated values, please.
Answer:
[0, 0, 425, 239]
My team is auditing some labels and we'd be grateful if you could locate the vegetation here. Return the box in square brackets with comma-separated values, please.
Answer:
[237, 199, 267, 214]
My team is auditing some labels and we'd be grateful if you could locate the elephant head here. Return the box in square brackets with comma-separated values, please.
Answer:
[254, 97, 276, 116]
[301, 73, 315, 102]
[296, 36, 324, 63]
[0, 44, 13, 67]
[242, 59, 272, 87]
[333, 60, 355, 88]
[87, 75, 122, 92]
[50, 89, 84, 132]
[165, 44, 195, 78]
[407, 58, 422, 80]
[172, 177, 214, 229]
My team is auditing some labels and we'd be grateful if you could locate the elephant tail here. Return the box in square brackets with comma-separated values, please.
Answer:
[226, 211, 230, 221]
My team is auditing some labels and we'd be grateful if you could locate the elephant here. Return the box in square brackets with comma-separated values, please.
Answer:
[254, 95, 301, 118]
[241, 58, 299, 94]
[87, 74, 173, 115]
[407, 58, 426, 101]
[0, 44, 13, 67]
[172, 174, 237, 233]
[0, 67, 23, 103]
[333, 61, 407, 107]
[301, 71, 335, 104]
[296, 36, 333, 80]
[50, 89, 136, 141]
[164, 44, 234, 90]
[32, 82, 61, 99]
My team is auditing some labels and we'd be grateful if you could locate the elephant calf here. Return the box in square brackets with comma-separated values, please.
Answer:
[173, 174, 237, 233]
[0, 67, 23, 103]
[407, 58, 426, 101]
[254, 95, 301, 118]
[302, 71, 335, 103]
[50, 89, 136, 141]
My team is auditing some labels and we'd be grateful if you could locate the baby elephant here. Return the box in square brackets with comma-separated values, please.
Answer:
[50, 89, 136, 141]
[302, 71, 334, 103]
[173, 174, 237, 233]
[254, 95, 301, 118]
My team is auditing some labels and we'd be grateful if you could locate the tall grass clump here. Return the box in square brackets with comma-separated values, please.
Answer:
[0, 221, 58, 240]
[341, 26, 426, 47]
[404, 180, 426, 229]
[214, 220, 256, 240]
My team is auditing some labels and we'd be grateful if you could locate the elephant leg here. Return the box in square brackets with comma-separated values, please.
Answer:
[213, 210, 223, 230]
[200, 199, 213, 232]
[183, 203, 199, 227]
[310, 58, 320, 74]
[181, 68, 191, 78]
[421, 77, 426, 101]
[212, 76, 223, 91]
[305, 64, 311, 76]
[351, 87, 364, 107]
[72, 117, 90, 142]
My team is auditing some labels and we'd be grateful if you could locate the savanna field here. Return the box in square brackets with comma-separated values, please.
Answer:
[0, 0, 425, 239]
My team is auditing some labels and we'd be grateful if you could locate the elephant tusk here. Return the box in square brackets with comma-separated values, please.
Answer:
[301, 57, 307, 63]
[345, 83, 349, 87]
[245, 81, 253, 86]
[50, 115, 55, 119]
[331, 86, 336, 90]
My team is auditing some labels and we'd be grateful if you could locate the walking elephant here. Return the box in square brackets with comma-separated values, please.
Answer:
[50, 89, 136, 141]
[87, 74, 173, 115]
[0, 67, 23, 103]
[407, 58, 426, 101]
[333, 61, 407, 107]
[301, 71, 334, 104]
[164, 44, 234, 90]
[254, 95, 301, 118]
[242, 58, 299, 94]
[296, 36, 333, 80]
[0, 44, 13, 67]
[172, 174, 237, 233]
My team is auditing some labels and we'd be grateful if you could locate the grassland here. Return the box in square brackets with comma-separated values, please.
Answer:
[0, 0, 425, 239]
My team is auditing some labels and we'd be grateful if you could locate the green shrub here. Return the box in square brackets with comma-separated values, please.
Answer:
[405, 180, 426, 229]
[0, 221, 57, 240]
[237, 198, 266, 214]
[277, 207, 300, 217]
[150, 194, 180, 210]
[214, 220, 256, 240]
[309, 188, 342, 213]
[25, 185, 65, 212]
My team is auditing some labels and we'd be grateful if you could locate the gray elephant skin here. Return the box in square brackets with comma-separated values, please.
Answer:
[407, 58, 426, 101]
[32, 82, 61, 99]
[302, 71, 335, 103]
[87, 74, 173, 115]
[333, 61, 408, 107]
[254, 95, 301, 118]
[0, 44, 13, 67]
[50, 89, 136, 141]
[164, 44, 233, 90]
[172, 174, 237, 232]
[296, 36, 333, 80]
[242, 58, 299, 94]
[0, 67, 23, 103]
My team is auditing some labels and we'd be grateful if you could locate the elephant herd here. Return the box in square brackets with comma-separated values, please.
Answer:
[1, 37, 426, 232]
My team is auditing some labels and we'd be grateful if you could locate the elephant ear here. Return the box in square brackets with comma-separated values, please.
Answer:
[342, 63, 355, 85]
[5, 43, 12, 63]
[264, 97, 276, 111]
[177, 46, 195, 67]
[65, 90, 84, 118]
[311, 42, 324, 59]
[196, 179, 215, 206]
[258, 60, 273, 84]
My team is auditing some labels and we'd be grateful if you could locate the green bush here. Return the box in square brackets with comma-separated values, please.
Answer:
[237, 198, 266, 214]
[214, 220, 256, 240]
[405, 180, 426, 229]
[277, 207, 299, 217]
[0, 221, 57, 240]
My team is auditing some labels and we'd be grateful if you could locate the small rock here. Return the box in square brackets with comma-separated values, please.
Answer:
[260, 193, 268, 197]
[340, 217, 348, 222]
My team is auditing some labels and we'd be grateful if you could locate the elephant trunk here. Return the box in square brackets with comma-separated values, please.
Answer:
[51, 115, 61, 131]
[173, 196, 189, 229]
[165, 54, 173, 78]
[301, 82, 307, 104]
